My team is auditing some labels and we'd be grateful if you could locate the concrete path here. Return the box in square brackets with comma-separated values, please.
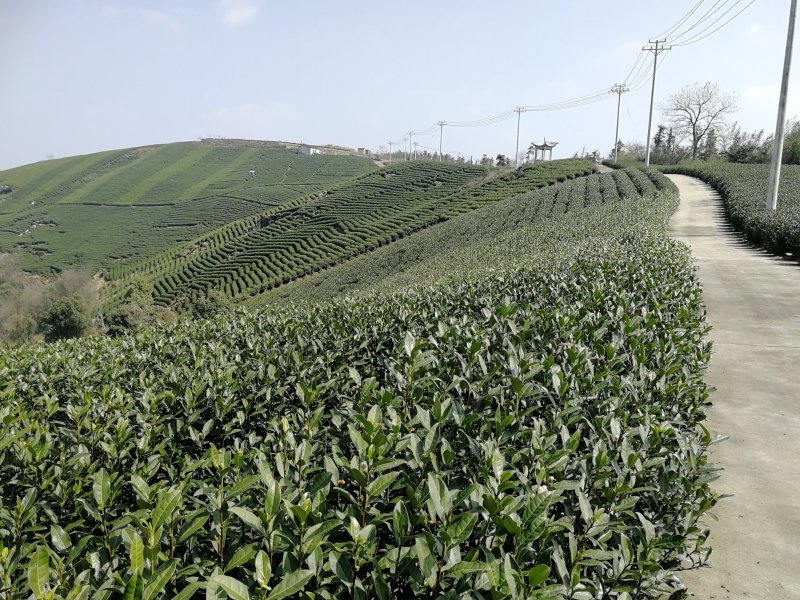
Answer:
[666, 175, 800, 599]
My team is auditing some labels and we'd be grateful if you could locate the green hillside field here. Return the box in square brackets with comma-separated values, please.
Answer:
[0, 141, 377, 273]
[261, 167, 669, 303]
[112, 159, 596, 307]
[0, 166, 716, 598]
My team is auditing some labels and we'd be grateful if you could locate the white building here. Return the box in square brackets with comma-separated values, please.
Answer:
[298, 145, 322, 155]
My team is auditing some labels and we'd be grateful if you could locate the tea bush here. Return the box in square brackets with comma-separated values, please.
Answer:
[0, 170, 716, 599]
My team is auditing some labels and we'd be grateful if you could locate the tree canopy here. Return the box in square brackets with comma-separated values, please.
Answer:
[661, 81, 738, 160]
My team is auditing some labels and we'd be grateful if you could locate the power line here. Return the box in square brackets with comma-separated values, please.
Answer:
[667, 0, 730, 43]
[672, 0, 756, 46]
[622, 51, 647, 84]
[626, 52, 653, 88]
[652, 0, 707, 40]
[444, 110, 517, 128]
[385, 1, 753, 161]
[631, 51, 670, 92]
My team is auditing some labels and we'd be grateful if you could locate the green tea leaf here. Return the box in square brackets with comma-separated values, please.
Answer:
[151, 488, 182, 531]
[427, 472, 450, 521]
[172, 582, 202, 600]
[50, 524, 72, 552]
[404, 331, 415, 356]
[329, 552, 354, 584]
[225, 544, 258, 573]
[228, 506, 265, 534]
[210, 574, 250, 600]
[93, 469, 110, 510]
[143, 560, 177, 600]
[123, 572, 143, 600]
[445, 512, 478, 545]
[27, 545, 50, 599]
[266, 570, 314, 600]
[130, 531, 144, 574]
[372, 570, 390, 600]
[254, 550, 271, 588]
[368, 472, 398, 497]
[527, 564, 550, 587]
[414, 535, 436, 583]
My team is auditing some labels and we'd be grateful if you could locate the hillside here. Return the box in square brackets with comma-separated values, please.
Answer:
[0, 141, 377, 272]
[112, 159, 596, 307]
[0, 166, 717, 598]
[262, 167, 669, 303]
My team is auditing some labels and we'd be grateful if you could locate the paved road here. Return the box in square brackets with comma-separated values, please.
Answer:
[667, 175, 800, 599]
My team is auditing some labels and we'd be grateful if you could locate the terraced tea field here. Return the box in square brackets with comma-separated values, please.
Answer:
[0, 141, 376, 272]
[264, 167, 669, 302]
[117, 159, 596, 306]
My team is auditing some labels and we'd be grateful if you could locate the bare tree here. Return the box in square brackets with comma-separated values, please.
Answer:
[661, 82, 738, 160]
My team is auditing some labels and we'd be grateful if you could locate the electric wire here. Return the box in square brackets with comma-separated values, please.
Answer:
[625, 52, 652, 88]
[651, 0, 707, 40]
[667, 0, 737, 44]
[667, 0, 730, 42]
[631, 51, 671, 93]
[386, 0, 751, 151]
[622, 51, 647, 85]
[671, 0, 755, 46]
[443, 109, 517, 128]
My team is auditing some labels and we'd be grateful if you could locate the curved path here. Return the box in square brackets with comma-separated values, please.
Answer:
[667, 175, 800, 599]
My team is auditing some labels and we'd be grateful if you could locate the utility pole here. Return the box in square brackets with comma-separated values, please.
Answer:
[403, 136, 409, 161]
[643, 39, 670, 167]
[767, 0, 798, 210]
[388, 141, 393, 165]
[407, 132, 414, 161]
[514, 107, 524, 167]
[437, 121, 445, 161]
[611, 83, 629, 163]
[413, 141, 418, 160]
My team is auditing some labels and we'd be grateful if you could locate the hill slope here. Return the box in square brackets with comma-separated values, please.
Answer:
[0, 140, 377, 272]
[114, 159, 596, 306]
[262, 167, 670, 302]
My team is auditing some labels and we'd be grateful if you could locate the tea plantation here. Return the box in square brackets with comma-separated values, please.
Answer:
[663, 161, 800, 256]
[111, 160, 595, 307]
[0, 142, 377, 272]
[0, 167, 717, 598]
[263, 168, 669, 302]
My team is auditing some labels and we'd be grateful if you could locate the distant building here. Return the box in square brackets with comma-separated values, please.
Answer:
[357, 147, 372, 156]
[298, 145, 322, 155]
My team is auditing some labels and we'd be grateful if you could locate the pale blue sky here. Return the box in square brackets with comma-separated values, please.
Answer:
[0, 1, 794, 169]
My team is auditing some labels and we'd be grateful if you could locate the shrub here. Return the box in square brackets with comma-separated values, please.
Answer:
[39, 294, 90, 342]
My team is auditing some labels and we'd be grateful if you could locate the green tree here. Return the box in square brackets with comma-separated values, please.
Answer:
[661, 81, 738, 160]
[653, 124, 667, 150]
[106, 303, 146, 337]
[191, 289, 231, 320]
[702, 128, 718, 160]
[40, 295, 90, 342]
